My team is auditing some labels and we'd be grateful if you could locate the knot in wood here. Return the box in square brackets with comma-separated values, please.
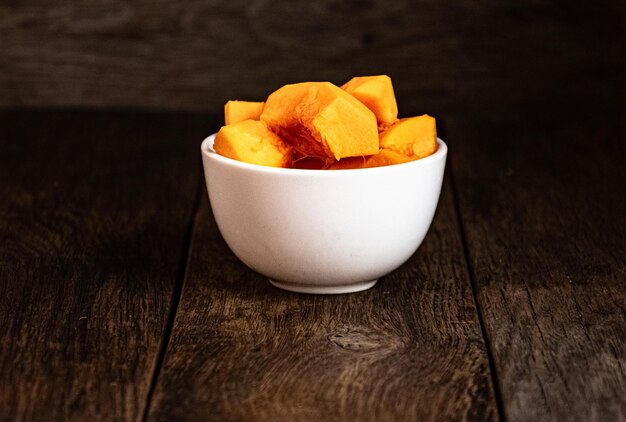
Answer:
[327, 328, 401, 353]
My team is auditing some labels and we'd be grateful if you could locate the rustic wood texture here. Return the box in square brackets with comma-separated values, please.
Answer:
[0, 1, 623, 117]
[450, 111, 626, 421]
[146, 180, 498, 421]
[0, 110, 208, 421]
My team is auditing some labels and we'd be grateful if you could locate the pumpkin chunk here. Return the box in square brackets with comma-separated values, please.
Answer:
[214, 120, 291, 168]
[261, 82, 378, 162]
[224, 101, 265, 125]
[328, 150, 414, 170]
[379, 115, 437, 159]
[342, 75, 398, 125]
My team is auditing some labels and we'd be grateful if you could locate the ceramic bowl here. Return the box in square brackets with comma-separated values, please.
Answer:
[201, 134, 447, 294]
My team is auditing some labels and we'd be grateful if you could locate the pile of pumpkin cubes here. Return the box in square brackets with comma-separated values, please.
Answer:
[214, 75, 437, 169]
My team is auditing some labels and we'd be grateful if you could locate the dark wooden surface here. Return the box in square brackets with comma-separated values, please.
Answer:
[1, 108, 624, 421]
[450, 112, 626, 421]
[146, 180, 497, 421]
[0, 110, 209, 421]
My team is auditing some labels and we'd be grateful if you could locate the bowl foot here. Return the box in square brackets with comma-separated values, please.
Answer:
[268, 279, 378, 294]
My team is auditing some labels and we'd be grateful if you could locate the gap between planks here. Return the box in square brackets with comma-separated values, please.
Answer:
[141, 168, 206, 422]
[448, 157, 508, 422]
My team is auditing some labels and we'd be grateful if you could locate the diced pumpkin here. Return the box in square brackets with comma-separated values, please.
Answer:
[224, 101, 265, 125]
[341, 75, 398, 125]
[328, 149, 414, 170]
[261, 82, 379, 162]
[214, 120, 291, 168]
[379, 115, 438, 159]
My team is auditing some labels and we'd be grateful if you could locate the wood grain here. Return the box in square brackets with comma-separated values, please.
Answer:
[0, 110, 209, 421]
[450, 112, 626, 421]
[146, 179, 498, 421]
[0, 1, 623, 117]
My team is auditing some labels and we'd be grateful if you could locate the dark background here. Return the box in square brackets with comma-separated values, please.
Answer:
[1, 0, 623, 119]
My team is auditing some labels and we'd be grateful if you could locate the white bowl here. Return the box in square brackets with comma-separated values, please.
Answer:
[201, 134, 447, 294]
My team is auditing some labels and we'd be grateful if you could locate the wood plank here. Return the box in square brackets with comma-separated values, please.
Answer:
[0, 110, 209, 421]
[0, 1, 623, 117]
[450, 112, 626, 421]
[146, 179, 498, 421]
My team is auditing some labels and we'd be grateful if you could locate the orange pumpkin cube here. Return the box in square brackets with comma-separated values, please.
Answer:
[342, 75, 398, 126]
[224, 101, 265, 125]
[261, 82, 379, 162]
[379, 115, 437, 159]
[328, 150, 414, 170]
[214, 120, 291, 168]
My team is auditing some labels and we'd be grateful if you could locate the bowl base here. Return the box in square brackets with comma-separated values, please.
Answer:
[268, 279, 378, 294]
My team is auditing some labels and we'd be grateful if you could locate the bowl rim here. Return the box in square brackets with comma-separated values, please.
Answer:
[201, 133, 447, 176]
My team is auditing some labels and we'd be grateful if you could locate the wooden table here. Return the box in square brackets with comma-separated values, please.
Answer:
[0, 105, 624, 421]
